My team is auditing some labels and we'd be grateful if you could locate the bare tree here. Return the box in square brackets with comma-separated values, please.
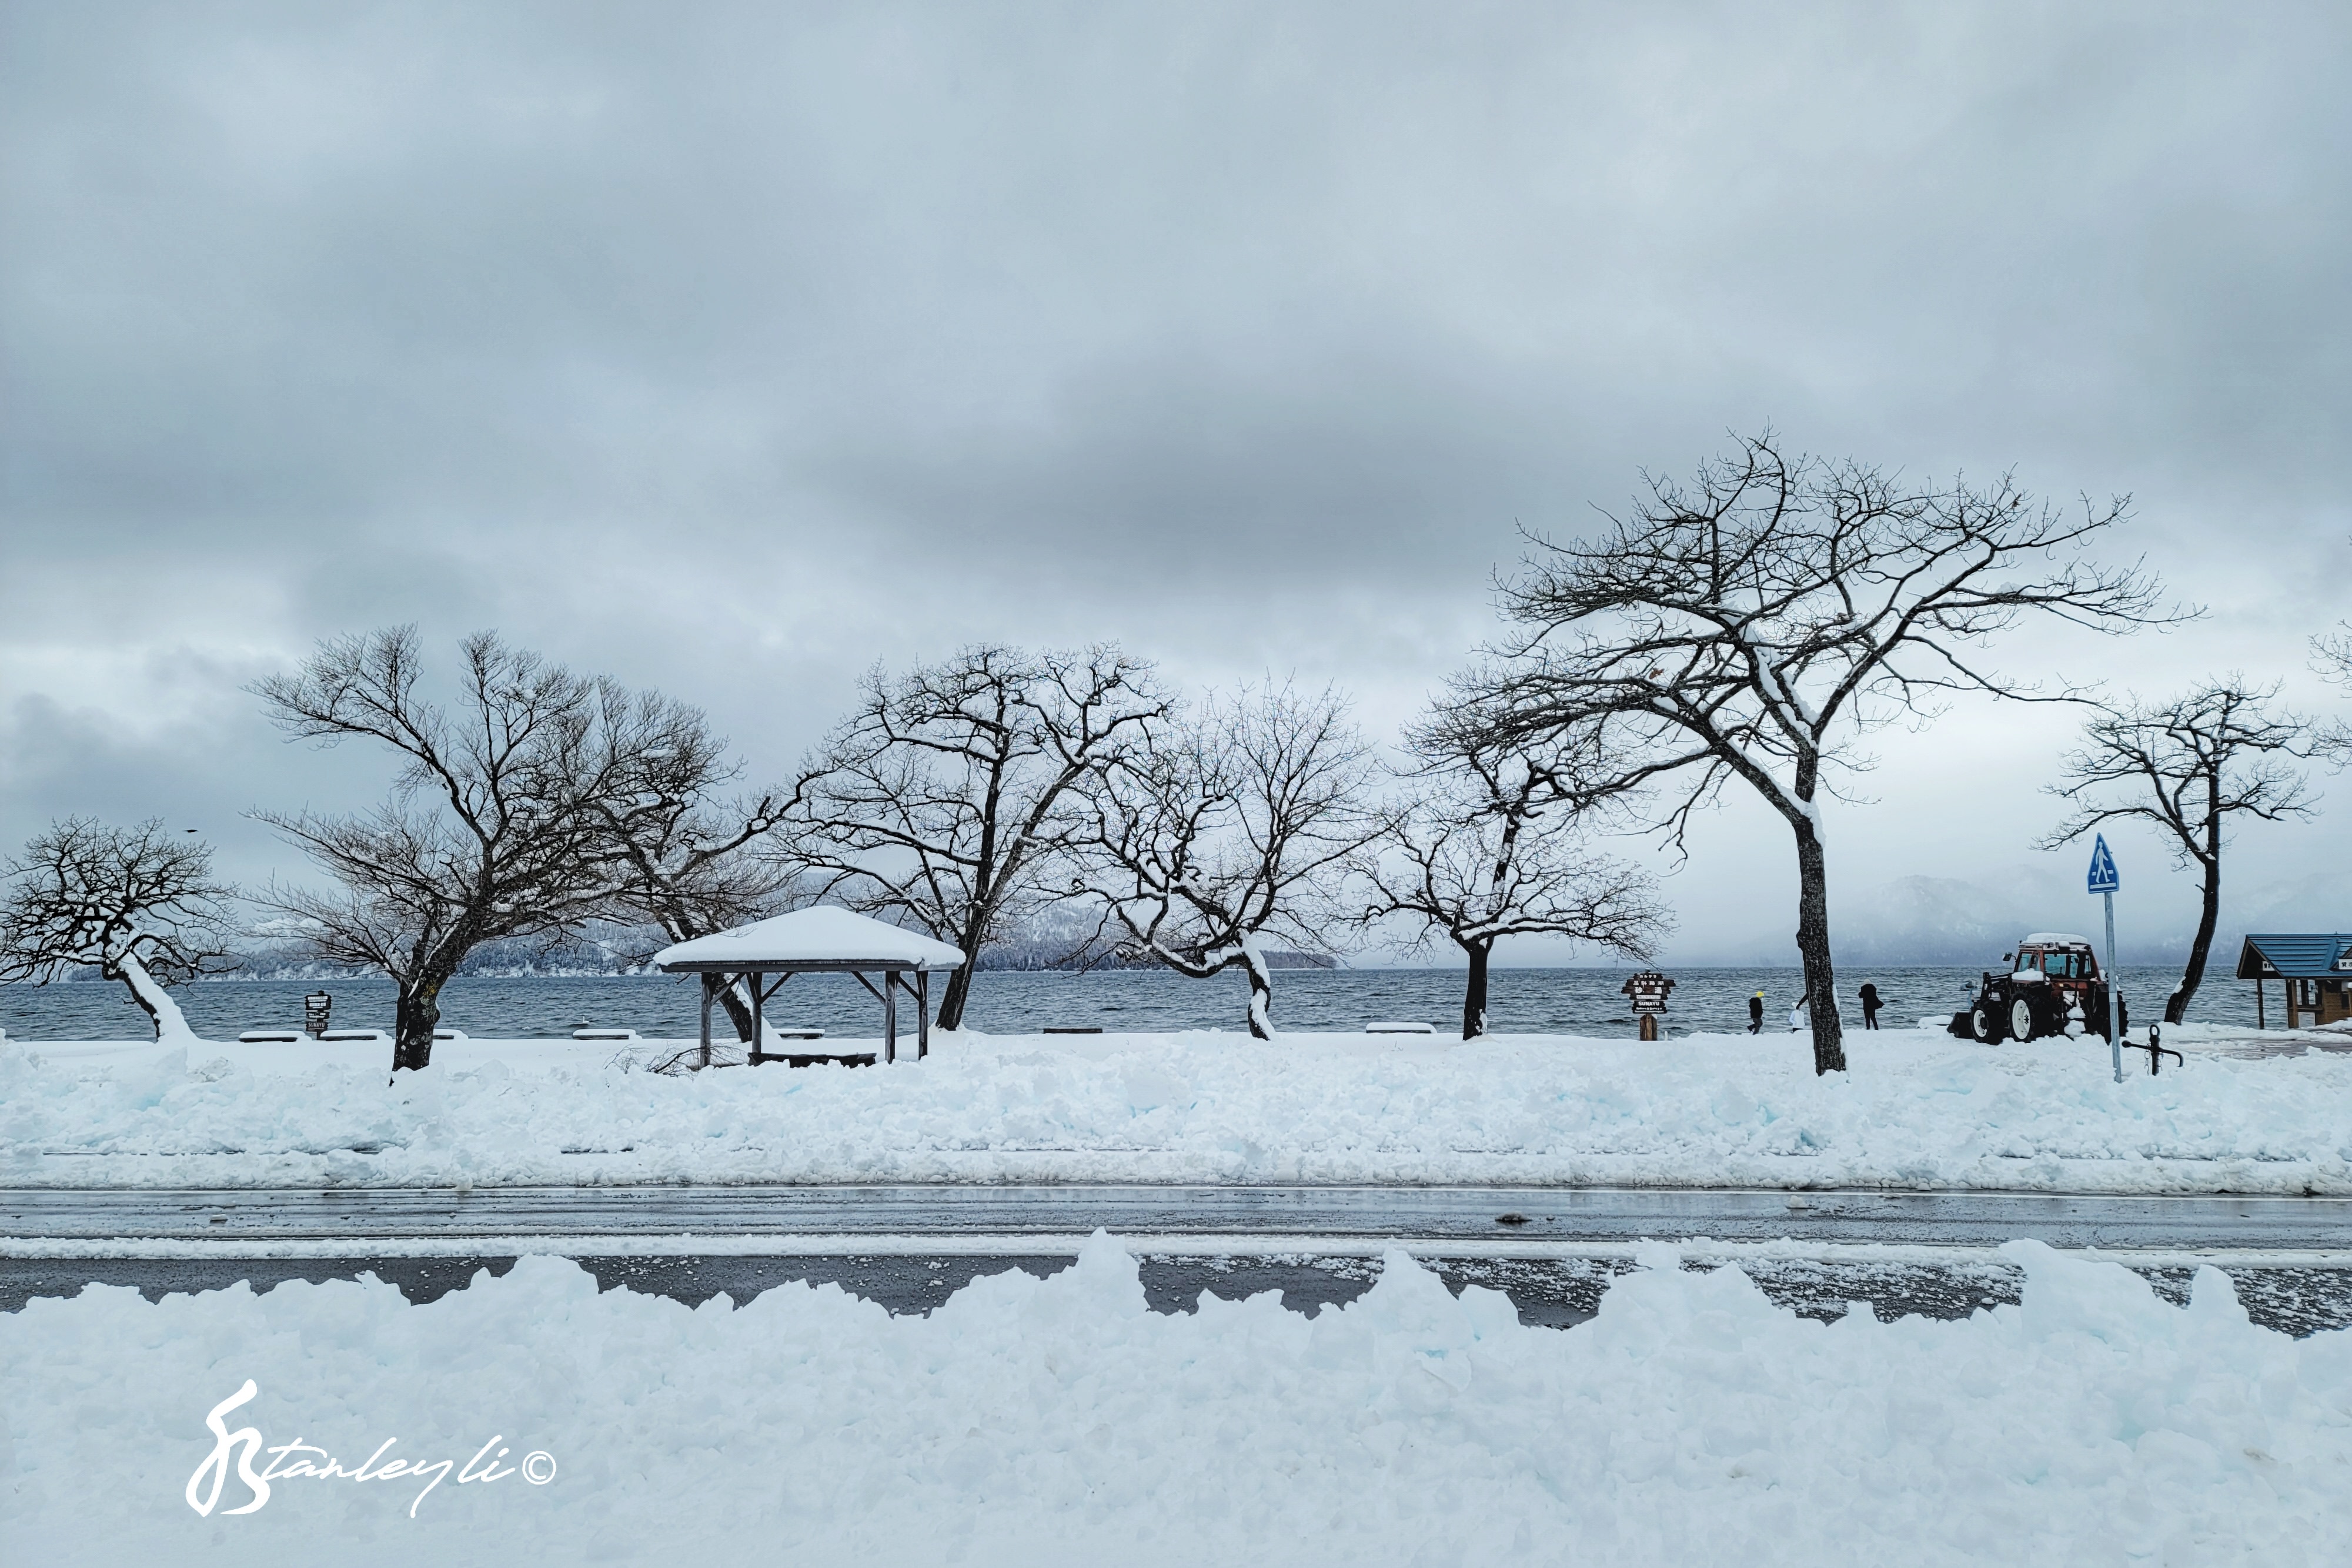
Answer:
[2317, 627, 2352, 691]
[581, 681, 803, 1043]
[0, 818, 236, 1041]
[251, 627, 632, 1074]
[1357, 739, 1668, 1039]
[2316, 543, 2352, 760]
[1073, 682, 1381, 1038]
[790, 644, 1168, 1029]
[2040, 678, 2314, 1024]
[1438, 431, 2177, 1074]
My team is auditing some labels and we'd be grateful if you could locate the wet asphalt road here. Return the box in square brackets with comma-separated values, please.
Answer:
[8, 1186, 2350, 1336]
[10, 1183, 2352, 1249]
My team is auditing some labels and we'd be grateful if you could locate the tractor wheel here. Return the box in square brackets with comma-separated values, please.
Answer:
[2008, 995, 2040, 1042]
[1971, 1002, 2003, 1043]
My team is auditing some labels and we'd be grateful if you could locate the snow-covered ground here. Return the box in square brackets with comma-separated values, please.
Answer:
[5, 1022, 2349, 1193]
[2, 1235, 2346, 1566]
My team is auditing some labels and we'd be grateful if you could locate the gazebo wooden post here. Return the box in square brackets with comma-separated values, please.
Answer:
[2256, 978, 2266, 1031]
[699, 974, 714, 1069]
[750, 972, 766, 1065]
[917, 969, 930, 1059]
[883, 969, 898, 1064]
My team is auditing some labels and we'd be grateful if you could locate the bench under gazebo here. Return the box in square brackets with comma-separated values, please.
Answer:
[654, 907, 967, 1069]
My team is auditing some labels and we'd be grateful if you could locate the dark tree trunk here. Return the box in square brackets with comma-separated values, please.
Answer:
[393, 974, 450, 1074]
[1792, 821, 1846, 1074]
[1462, 941, 1491, 1040]
[106, 952, 191, 1041]
[717, 985, 757, 1042]
[2168, 855, 2221, 1025]
[120, 977, 165, 1040]
[937, 961, 976, 1032]
[1241, 949, 1275, 1040]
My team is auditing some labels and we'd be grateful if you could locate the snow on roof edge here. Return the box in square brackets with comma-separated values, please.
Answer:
[654, 906, 968, 971]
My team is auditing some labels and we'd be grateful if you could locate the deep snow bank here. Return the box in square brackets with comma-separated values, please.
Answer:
[4, 1027, 2349, 1192]
[4, 1238, 2348, 1566]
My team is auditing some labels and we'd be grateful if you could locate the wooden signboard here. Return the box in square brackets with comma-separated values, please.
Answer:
[1621, 971, 1673, 1041]
[1621, 971, 1673, 1014]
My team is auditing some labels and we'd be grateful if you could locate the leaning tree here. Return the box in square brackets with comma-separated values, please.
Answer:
[252, 627, 637, 1074]
[1358, 735, 1668, 1039]
[0, 817, 237, 1042]
[1438, 431, 2176, 1074]
[2040, 678, 2314, 1024]
[1073, 682, 1381, 1038]
[789, 644, 1168, 1030]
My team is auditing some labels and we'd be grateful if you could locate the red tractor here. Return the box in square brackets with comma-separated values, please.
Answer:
[1949, 934, 2126, 1044]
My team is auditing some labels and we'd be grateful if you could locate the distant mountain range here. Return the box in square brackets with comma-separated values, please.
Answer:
[76, 880, 2347, 982]
[206, 911, 1341, 980]
[1699, 868, 2348, 968]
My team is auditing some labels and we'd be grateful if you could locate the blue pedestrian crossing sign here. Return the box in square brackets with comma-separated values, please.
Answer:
[2086, 834, 2120, 894]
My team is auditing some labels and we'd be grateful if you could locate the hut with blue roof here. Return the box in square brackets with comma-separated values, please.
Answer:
[2234, 933, 2352, 1029]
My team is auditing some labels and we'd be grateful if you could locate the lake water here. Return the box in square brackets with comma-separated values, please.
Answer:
[0, 964, 2263, 1042]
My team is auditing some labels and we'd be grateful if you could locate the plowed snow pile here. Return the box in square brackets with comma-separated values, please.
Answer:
[4, 1027, 2349, 1191]
[4, 1238, 2348, 1565]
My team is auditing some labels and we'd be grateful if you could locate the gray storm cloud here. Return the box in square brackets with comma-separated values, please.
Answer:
[3, 1, 2347, 961]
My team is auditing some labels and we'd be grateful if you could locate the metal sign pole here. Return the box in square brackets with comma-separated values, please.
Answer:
[2087, 833, 2122, 1084]
[2104, 888, 2121, 1083]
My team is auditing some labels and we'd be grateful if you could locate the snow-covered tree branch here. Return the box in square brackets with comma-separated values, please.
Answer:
[1356, 735, 1668, 1039]
[577, 680, 804, 1044]
[1072, 682, 1380, 1039]
[789, 644, 1168, 1030]
[1435, 430, 2182, 1074]
[0, 817, 237, 1042]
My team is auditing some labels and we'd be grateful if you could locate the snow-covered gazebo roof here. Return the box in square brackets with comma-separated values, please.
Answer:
[655, 907, 966, 1069]
[654, 906, 966, 974]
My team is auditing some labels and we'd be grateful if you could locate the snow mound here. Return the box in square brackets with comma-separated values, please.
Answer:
[5, 1028, 2351, 1192]
[4, 1239, 2347, 1564]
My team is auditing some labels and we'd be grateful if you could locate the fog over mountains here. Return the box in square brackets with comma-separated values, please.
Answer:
[1730, 869, 2348, 969]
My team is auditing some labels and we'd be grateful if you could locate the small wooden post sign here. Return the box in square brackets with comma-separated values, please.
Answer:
[1621, 971, 1673, 1042]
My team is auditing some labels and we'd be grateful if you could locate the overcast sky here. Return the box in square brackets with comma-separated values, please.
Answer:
[4, 1, 2347, 964]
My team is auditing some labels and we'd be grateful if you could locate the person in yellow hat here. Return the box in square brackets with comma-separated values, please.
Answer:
[1748, 991, 1764, 1034]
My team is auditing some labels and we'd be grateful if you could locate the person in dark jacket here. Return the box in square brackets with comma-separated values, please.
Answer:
[1748, 991, 1765, 1034]
[1859, 982, 1882, 1030]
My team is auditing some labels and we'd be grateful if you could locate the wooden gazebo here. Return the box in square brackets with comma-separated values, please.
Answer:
[2234, 932, 2352, 1030]
[654, 907, 967, 1069]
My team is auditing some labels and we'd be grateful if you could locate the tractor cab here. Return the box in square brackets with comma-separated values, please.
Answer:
[1948, 934, 2124, 1044]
